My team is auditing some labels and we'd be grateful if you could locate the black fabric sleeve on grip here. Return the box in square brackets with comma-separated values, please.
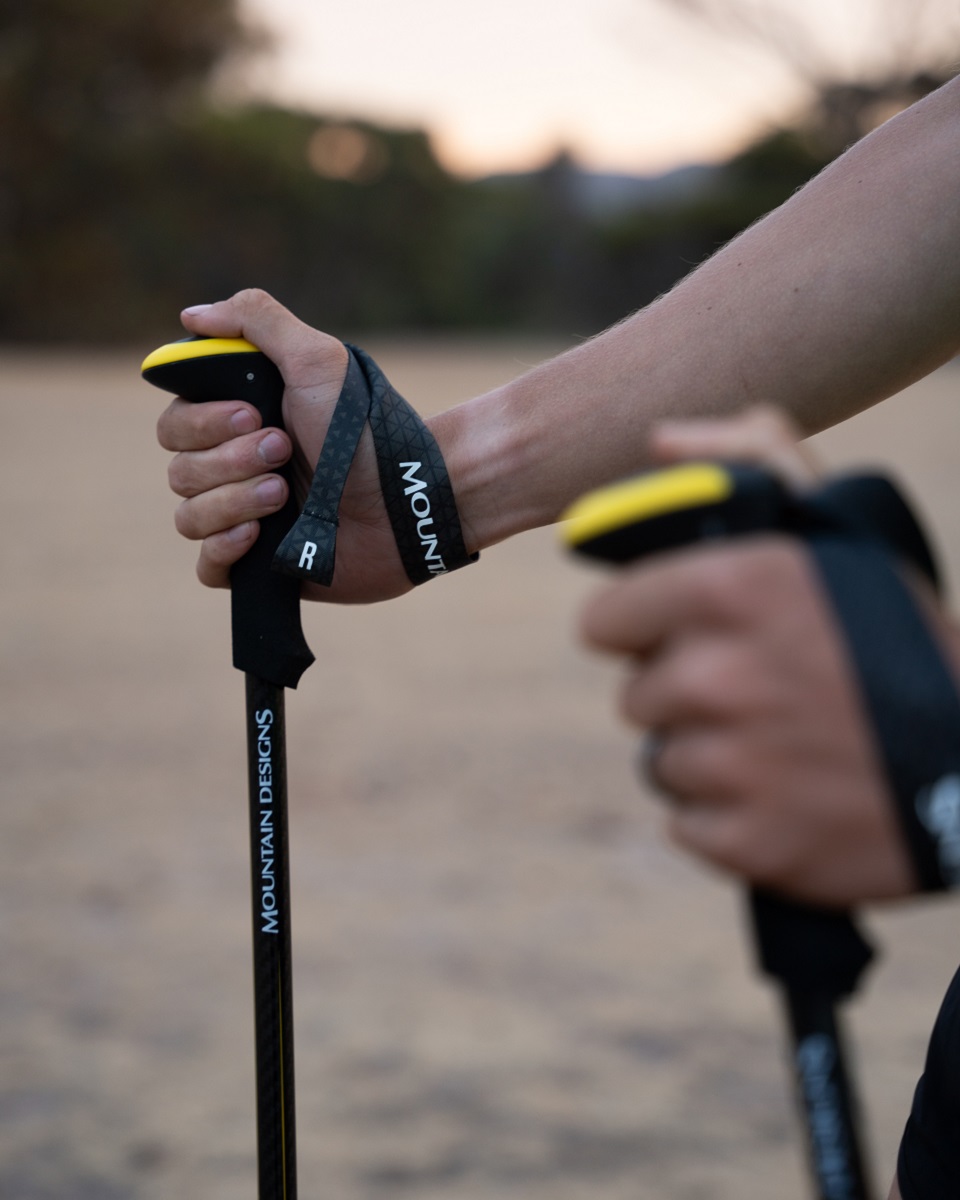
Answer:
[807, 531, 960, 891]
[272, 346, 477, 588]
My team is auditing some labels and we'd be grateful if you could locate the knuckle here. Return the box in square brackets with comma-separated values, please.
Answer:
[156, 413, 172, 451]
[698, 741, 751, 800]
[668, 650, 731, 716]
[196, 553, 226, 589]
[217, 435, 248, 476]
[234, 286, 273, 316]
[577, 587, 617, 650]
[174, 499, 200, 539]
[669, 810, 742, 874]
[697, 552, 752, 616]
[697, 541, 795, 622]
[156, 404, 182, 451]
[740, 831, 794, 890]
[737, 539, 801, 602]
[198, 525, 255, 588]
[227, 434, 272, 483]
[167, 454, 192, 497]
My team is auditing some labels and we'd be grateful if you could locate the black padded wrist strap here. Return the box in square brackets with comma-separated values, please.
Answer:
[355, 346, 478, 585]
[809, 533, 960, 891]
[273, 349, 371, 586]
[796, 476, 960, 892]
[272, 345, 477, 587]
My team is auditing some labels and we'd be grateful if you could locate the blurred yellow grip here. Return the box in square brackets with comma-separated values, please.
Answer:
[559, 462, 734, 547]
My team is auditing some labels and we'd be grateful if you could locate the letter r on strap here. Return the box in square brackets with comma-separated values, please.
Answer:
[298, 541, 318, 571]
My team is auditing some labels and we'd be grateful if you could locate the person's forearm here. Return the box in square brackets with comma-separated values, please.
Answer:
[435, 76, 960, 552]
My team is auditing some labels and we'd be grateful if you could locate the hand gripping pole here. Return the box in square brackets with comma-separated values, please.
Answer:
[142, 335, 309, 1200]
[561, 462, 953, 1200]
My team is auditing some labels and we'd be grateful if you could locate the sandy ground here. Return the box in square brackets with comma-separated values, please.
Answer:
[2, 341, 960, 1200]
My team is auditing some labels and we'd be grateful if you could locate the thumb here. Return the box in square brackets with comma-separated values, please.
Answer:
[180, 288, 347, 391]
[648, 405, 820, 489]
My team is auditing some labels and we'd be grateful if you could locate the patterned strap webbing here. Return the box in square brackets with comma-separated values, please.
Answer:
[273, 345, 477, 587]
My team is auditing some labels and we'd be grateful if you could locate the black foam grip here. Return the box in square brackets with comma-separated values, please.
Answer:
[143, 340, 314, 688]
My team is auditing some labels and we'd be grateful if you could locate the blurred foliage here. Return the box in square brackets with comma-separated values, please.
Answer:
[0, 2, 955, 343]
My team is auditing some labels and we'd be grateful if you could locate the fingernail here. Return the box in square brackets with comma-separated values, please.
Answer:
[227, 521, 256, 544]
[258, 432, 288, 466]
[182, 304, 213, 315]
[230, 409, 257, 435]
[256, 478, 285, 506]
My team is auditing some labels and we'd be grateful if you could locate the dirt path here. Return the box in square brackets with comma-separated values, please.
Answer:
[1, 344, 958, 1199]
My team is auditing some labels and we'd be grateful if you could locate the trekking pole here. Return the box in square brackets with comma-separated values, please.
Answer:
[142, 336, 314, 1200]
[560, 463, 880, 1200]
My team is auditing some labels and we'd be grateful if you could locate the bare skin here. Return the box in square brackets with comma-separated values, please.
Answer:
[578, 407, 945, 1200]
[152, 81, 960, 1198]
[579, 532, 923, 905]
[578, 404, 960, 909]
[157, 76, 960, 601]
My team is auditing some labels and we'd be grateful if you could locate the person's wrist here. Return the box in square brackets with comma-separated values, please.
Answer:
[430, 384, 548, 554]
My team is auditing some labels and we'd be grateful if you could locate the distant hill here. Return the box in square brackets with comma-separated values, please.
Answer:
[480, 161, 723, 219]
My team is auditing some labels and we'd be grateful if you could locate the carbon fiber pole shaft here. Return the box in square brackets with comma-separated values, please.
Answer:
[749, 891, 874, 1200]
[246, 675, 297, 1199]
[783, 992, 873, 1200]
[142, 338, 313, 1200]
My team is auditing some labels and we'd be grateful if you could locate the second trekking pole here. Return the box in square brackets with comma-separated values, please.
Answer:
[560, 462, 879, 1200]
[562, 461, 949, 1199]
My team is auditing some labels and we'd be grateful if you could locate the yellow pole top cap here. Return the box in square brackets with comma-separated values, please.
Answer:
[140, 336, 261, 377]
[559, 462, 735, 549]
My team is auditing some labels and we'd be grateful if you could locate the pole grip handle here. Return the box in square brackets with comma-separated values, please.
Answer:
[560, 463, 876, 997]
[141, 337, 315, 688]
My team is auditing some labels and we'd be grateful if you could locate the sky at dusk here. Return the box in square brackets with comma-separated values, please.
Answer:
[234, 0, 813, 176]
[235, 0, 958, 177]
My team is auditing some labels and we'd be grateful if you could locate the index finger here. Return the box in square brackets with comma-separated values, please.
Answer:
[156, 397, 262, 453]
[577, 539, 789, 658]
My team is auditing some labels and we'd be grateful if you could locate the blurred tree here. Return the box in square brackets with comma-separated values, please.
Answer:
[0, 1, 493, 340]
[0, 0, 266, 338]
[590, 0, 960, 312]
[7, 0, 957, 343]
[654, 0, 960, 154]
[0, 0, 261, 136]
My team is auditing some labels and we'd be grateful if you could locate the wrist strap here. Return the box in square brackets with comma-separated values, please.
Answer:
[355, 346, 478, 585]
[272, 345, 477, 587]
[808, 533, 960, 891]
[796, 476, 960, 892]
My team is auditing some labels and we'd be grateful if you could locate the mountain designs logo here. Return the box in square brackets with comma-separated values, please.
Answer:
[399, 460, 447, 576]
[916, 773, 960, 886]
[256, 708, 279, 934]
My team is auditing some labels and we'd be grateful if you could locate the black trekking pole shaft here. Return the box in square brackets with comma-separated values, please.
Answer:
[749, 891, 874, 1200]
[783, 990, 873, 1200]
[223, 357, 313, 1200]
[246, 676, 297, 1199]
[560, 465, 879, 1200]
[231, 474, 308, 1200]
[142, 337, 315, 1200]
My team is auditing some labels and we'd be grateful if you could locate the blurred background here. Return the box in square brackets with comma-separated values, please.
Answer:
[4, 0, 960, 343]
[3, 3, 960, 1200]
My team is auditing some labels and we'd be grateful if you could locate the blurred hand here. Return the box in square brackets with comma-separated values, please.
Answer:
[155, 289, 413, 604]
[648, 404, 821, 487]
[580, 535, 922, 905]
[577, 408, 949, 907]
